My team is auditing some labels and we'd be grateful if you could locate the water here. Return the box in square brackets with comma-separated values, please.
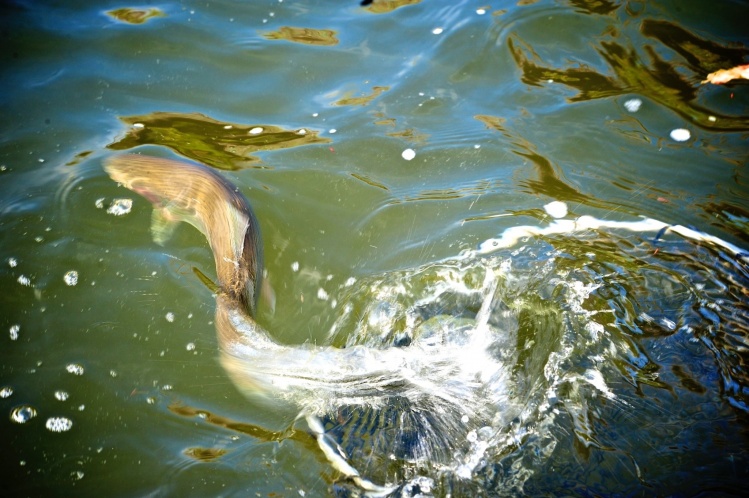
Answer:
[1, 0, 748, 496]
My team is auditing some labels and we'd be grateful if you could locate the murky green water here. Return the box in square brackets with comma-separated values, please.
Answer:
[2, 0, 748, 496]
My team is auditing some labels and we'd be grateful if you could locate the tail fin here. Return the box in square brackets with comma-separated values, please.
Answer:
[104, 154, 263, 316]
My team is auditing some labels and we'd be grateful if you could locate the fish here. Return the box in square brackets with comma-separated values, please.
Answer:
[104, 154, 515, 493]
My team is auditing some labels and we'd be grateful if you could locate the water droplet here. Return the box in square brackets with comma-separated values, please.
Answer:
[165, 312, 175, 323]
[9, 324, 20, 341]
[0, 386, 13, 398]
[432, 27, 444, 35]
[248, 127, 263, 135]
[95, 198, 105, 209]
[476, 8, 486, 15]
[317, 288, 329, 301]
[71, 470, 84, 480]
[64, 270, 78, 286]
[10, 405, 37, 423]
[45, 416, 73, 432]
[110, 370, 118, 378]
[132, 123, 145, 129]
[402, 148, 416, 161]
[624, 98, 642, 112]
[8, 257, 17, 268]
[54, 390, 69, 401]
[291, 261, 299, 272]
[17, 275, 32, 286]
[66, 364, 84, 376]
[186, 342, 196, 351]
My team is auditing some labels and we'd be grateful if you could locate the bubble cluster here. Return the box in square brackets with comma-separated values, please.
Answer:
[45, 416, 73, 432]
[66, 364, 85, 375]
[9, 324, 20, 341]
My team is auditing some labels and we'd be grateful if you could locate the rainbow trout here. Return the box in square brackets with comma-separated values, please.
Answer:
[104, 154, 512, 492]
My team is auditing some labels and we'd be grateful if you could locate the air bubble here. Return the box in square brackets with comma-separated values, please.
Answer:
[10, 405, 37, 424]
[64, 270, 78, 286]
[107, 198, 133, 216]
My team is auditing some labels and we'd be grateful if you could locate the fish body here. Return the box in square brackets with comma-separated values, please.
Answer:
[105, 154, 514, 492]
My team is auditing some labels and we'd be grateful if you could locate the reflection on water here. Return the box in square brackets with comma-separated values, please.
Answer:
[106, 8, 164, 25]
[263, 26, 340, 46]
[509, 20, 749, 131]
[2, 0, 748, 496]
[108, 112, 330, 170]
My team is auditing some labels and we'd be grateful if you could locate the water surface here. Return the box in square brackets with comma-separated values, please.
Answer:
[1, 0, 748, 496]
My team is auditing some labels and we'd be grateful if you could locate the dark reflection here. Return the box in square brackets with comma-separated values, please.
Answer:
[263, 26, 339, 46]
[700, 201, 749, 245]
[106, 7, 164, 25]
[334, 86, 389, 106]
[671, 365, 707, 394]
[567, 0, 619, 15]
[508, 22, 749, 131]
[168, 403, 343, 486]
[642, 20, 749, 75]
[108, 112, 330, 170]
[169, 403, 300, 443]
[475, 114, 604, 207]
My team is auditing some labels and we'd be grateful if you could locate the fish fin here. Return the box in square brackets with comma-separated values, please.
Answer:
[192, 266, 220, 294]
[151, 208, 180, 246]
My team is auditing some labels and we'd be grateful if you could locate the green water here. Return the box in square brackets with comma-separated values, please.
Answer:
[1, 0, 748, 496]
